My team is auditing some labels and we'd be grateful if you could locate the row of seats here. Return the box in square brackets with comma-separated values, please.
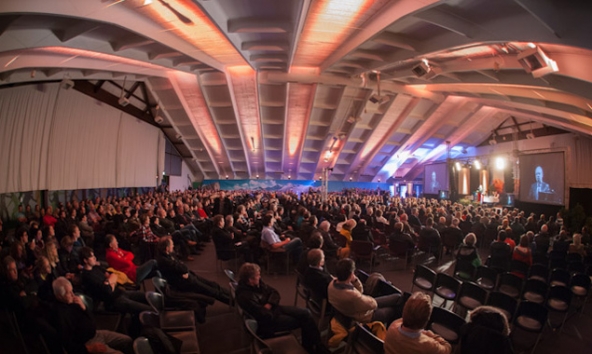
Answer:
[412, 264, 591, 353]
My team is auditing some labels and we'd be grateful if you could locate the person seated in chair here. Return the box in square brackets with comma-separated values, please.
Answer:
[388, 222, 416, 254]
[303, 248, 334, 307]
[235, 262, 326, 354]
[156, 237, 231, 304]
[50, 276, 132, 354]
[105, 234, 157, 284]
[296, 232, 324, 275]
[418, 218, 441, 258]
[211, 214, 253, 263]
[260, 214, 303, 262]
[459, 306, 513, 354]
[79, 247, 151, 315]
[384, 292, 451, 354]
[455, 233, 481, 280]
[488, 230, 512, 271]
[327, 258, 404, 326]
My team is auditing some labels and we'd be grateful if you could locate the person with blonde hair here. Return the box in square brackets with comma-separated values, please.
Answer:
[337, 219, 356, 259]
[384, 292, 451, 354]
[569, 233, 587, 258]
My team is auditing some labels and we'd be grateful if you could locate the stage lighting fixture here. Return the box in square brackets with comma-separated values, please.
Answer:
[526, 132, 535, 139]
[495, 156, 506, 170]
[474, 160, 481, 170]
[176, 134, 182, 140]
[412, 61, 431, 77]
[60, 78, 74, 90]
[455, 161, 461, 171]
[517, 46, 558, 78]
[154, 115, 164, 124]
[118, 96, 130, 106]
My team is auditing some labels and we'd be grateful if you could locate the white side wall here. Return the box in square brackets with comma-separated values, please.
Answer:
[0, 83, 164, 193]
[168, 160, 195, 192]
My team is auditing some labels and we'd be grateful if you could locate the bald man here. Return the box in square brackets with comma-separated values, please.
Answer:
[528, 166, 551, 201]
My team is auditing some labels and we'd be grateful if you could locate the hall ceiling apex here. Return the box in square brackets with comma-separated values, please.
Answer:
[1, 0, 592, 181]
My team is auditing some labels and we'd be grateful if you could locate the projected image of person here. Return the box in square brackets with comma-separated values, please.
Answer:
[528, 166, 551, 201]
[430, 171, 441, 191]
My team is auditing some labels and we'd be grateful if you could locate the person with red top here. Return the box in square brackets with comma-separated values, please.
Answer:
[42, 206, 58, 228]
[512, 234, 533, 267]
[503, 229, 516, 252]
[105, 234, 157, 284]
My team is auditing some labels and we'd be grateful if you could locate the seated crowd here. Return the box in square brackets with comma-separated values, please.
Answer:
[0, 187, 590, 353]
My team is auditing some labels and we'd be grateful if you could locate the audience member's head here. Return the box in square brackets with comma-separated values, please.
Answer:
[497, 230, 507, 241]
[157, 236, 173, 255]
[238, 262, 261, 286]
[573, 233, 582, 246]
[335, 258, 355, 281]
[519, 234, 530, 248]
[468, 306, 510, 336]
[3, 256, 17, 282]
[402, 292, 432, 330]
[52, 277, 74, 304]
[319, 220, 331, 232]
[308, 231, 324, 249]
[464, 233, 476, 247]
[307, 248, 325, 268]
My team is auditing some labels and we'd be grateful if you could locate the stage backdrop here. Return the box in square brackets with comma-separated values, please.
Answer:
[202, 179, 390, 193]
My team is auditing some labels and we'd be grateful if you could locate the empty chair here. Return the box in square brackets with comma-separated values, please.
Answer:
[455, 281, 487, 312]
[138, 311, 200, 354]
[512, 301, 548, 354]
[497, 272, 523, 299]
[527, 264, 549, 283]
[433, 273, 461, 308]
[546, 285, 572, 332]
[261, 242, 291, 275]
[347, 323, 385, 354]
[388, 239, 414, 270]
[567, 261, 586, 275]
[532, 253, 549, 267]
[569, 272, 591, 313]
[521, 279, 548, 304]
[145, 291, 196, 331]
[355, 268, 370, 284]
[77, 293, 121, 332]
[549, 257, 567, 270]
[510, 259, 530, 279]
[549, 268, 571, 287]
[411, 265, 436, 293]
[426, 307, 466, 345]
[350, 240, 376, 272]
[486, 291, 518, 322]
[133, 337, 154, 354]
[306, 296, 330, 331]
[244, 318, 307, 354]
[475, 265, 498, 291]
[373, 279, 403, 298]
[566, 253, 583, 264]
[224, 269, 236, 307]
[294, 270, 310, 306]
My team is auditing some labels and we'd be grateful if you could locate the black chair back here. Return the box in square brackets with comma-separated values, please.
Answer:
[549, 268, 571, 287]
[486, 291, 517, 321]
[456, 281, 487, 310]
[475, 265, 498, 290]
[427, 307, 465, 344]
[521, 279, 548, 304]
[497, 272, 523, 299]
[152, 277, 167, 295]
[348, 323, 384, 354]
[133, 337, 155, 354]
[411, 264, 436, 292]
[527, 264, 549, 283]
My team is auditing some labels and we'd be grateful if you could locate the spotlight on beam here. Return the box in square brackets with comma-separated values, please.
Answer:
[118, 96, 130, 106]
[474, 160, 481, 170]
[517, 46, 559, 78]
[154, 115, 164, 124]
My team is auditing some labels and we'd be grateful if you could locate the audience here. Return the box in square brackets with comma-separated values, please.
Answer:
[1, 187, 591, 353]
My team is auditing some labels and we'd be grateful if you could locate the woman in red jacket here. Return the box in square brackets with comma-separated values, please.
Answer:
[105, 234, 157, 284]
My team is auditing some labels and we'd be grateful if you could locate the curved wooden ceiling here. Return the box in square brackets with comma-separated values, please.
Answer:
[0, 0, 590, 182]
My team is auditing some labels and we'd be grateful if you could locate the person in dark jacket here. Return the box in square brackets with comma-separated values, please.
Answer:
[236, 262, 325, 354]
[156, 236, 230, 304]
[50, 276, 132, 354]
[211, 214, 253, 262]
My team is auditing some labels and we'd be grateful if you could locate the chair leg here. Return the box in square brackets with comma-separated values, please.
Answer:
[530, 332, 543, 354]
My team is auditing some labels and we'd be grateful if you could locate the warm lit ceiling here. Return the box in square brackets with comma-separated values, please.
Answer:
[1, 0, 591, 182]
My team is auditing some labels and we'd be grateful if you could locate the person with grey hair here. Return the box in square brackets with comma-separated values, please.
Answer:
[50, 276, 132, 353]
[319, 220, 340, 258]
